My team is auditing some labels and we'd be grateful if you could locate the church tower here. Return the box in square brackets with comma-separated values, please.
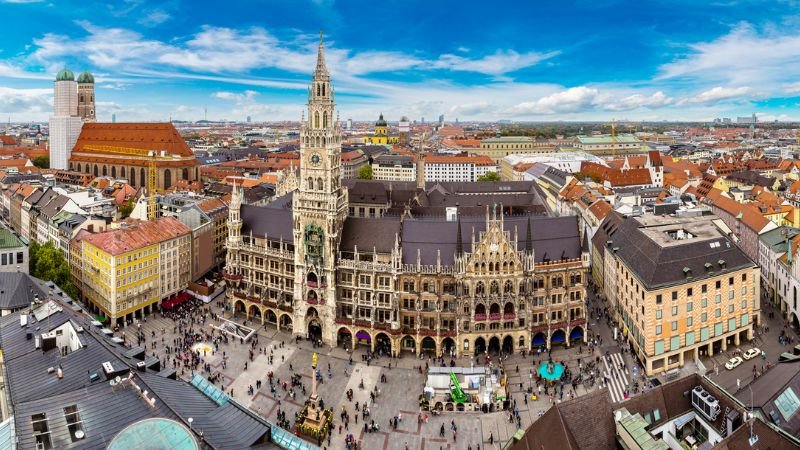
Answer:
[77, 72, 96, 122]
[292, 33, 348, 345]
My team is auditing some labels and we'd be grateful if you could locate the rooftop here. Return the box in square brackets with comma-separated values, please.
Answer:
[82, 217, 191, 256]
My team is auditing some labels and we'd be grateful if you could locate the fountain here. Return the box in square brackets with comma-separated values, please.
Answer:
[537, 360, 565, 382]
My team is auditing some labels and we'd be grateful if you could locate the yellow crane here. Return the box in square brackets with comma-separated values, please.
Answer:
[82, 145, 173, 220]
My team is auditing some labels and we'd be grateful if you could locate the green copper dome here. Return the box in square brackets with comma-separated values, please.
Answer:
[77, 71, 94, 83]
[56, 67, 74, 82]
[375, 113, 387, 127]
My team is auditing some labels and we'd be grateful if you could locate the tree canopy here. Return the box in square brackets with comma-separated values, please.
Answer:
[477, 171, 501, 182]
[29, 240, 78, 299]
[357, 164, 374, 180]
[32, 155, 49, 169]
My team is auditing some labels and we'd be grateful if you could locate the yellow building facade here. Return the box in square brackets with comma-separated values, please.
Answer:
[74, 217, 192, 324]
[364, 114, 399, 145]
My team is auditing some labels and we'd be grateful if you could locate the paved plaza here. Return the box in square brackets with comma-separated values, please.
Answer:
[115, 288, 646, 450]
[111, 286, 800, 450]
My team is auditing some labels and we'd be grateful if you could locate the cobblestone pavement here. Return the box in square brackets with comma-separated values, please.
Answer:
[117, 296, 634, 450]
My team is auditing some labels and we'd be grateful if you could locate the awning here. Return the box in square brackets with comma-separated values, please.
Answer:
[355, 331, 371, 340]
[551, 332, 566, 343]
[532, 334, 546, 345]
[673, 412, 695, 429]
[570, 328, 584, 340]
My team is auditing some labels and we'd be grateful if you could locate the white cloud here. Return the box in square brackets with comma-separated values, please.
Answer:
[659, 23, 800, 88]
[27, 23, 556, 79]
[138, 9, 171, 27]
[605, 91, 672, 111]
[212, 89, 281, 120]
[431, 50, 559, 76]
[505, 87, 606, 115]
[785, 82, 800, 94]
[689, 86, 752, 104]
[0, 62, 49, 80]
[0, 87, 52, 119]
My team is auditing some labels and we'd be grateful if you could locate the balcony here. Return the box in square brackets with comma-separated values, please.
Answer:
[489, 313, 502, 321]
[307, 280, 326, 289]
[474, 314, 487, 321]
[503, 313, 516, 320]
[222, 271, 242, 281]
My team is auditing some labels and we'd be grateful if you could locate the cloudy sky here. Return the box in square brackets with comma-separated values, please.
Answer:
[1, 0, 800, 122]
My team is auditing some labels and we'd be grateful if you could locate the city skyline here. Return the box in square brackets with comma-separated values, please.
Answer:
[1, 0, 800, 122]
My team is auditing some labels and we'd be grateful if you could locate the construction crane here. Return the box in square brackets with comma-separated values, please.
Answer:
[83, 145, 174, 220]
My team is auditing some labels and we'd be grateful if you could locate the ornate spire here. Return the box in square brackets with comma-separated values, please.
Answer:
[526, 216, 532, 253]
[455, 212, 463, 256]
[315, 29, 329, 77]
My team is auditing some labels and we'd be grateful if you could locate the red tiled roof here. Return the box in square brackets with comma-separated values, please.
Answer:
[82, 217, 191, 256]
[72, 123, 196, 157]
[424, 155, 495, 166]
[580, 162, 652, 187]
[0, 136, 16, 145]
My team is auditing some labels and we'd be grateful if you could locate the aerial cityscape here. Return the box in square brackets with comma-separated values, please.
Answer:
[1, 1, 800, 449]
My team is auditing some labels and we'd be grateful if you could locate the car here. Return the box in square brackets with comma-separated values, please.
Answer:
[743, 348, 761, 360]
[725, 356, 743, 370]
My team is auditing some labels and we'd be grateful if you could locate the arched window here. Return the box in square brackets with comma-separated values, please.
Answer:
[183, 168, 189, 180]
[130, 169, 135, 186]
[93, 165, 98, 177]
[323, 113, 328, 128]
[121, 167, 126, 178]
[476, 282, 485, 296]
[164, 169, 172, 189]
[111, 166, 116, 178]
[314, 112, 320, 128]
[308, 177, 313, 190]
[317, 84, 321, 96]
[322, 137, 326, 146]
[85, 163, 90, 173]
[317, 178, 323, 191]
[140, 168, 146, 188]
[322, 83, 326, 96]
[102, 165, 107, 176]
[490, 281, 500, 295]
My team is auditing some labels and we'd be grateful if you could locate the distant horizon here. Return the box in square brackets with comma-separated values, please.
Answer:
[1, 1, 800, 122]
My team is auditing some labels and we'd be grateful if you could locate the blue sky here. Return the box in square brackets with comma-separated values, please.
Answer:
[2, 0, 800, 122]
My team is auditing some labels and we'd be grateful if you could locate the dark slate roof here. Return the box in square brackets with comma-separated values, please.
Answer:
[736, 359, 800, 436]
[138, 373, 272, 450]
[13, 374, 182, 450]
[240, 192, 293, 242]
[347, 181, 389, 204]
[401, 215, 581, 265]
[0, 272, 49, 311]
[597, 211, 754, 289]
[340, 217, 400, 253]
[0, 297, 276, 450]
[57, 213, 88, 233]
[510, 388, 614, 450]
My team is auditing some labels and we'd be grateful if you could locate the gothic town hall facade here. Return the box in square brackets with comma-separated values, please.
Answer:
[223, 38, 589, 357]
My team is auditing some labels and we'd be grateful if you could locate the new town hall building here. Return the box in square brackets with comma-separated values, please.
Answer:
[222, 38, 589, 357]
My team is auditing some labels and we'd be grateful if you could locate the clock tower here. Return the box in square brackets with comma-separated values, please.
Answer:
[292, 32, 348, 345]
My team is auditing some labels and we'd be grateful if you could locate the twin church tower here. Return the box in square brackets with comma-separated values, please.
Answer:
[49, 68, 96, 170]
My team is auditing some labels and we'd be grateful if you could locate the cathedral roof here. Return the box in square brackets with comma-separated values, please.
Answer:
[375, 113, 387, 127]
[56, 67, 74, 82]
[72, 123, 197, 158]
[77, 71, 94, 83]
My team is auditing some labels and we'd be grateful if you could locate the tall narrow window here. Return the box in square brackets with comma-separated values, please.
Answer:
[64, 405, 85, 442]
[314, 112, 320, 128]
[32, 413, 52, 449]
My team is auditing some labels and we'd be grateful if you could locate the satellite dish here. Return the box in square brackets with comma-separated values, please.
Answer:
[74, 430, 85, 439]
[115, 376, 121, 384]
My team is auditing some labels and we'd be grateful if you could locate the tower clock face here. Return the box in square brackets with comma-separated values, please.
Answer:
[310, 153, 321, 166]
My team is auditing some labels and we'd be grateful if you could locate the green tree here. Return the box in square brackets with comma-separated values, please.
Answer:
[119, 199, 135, 219]
[477, 171, 501, 182]
[357, 164, 374, 180]
[32, 155, 49, 169]
[30, 241, 78, 299]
